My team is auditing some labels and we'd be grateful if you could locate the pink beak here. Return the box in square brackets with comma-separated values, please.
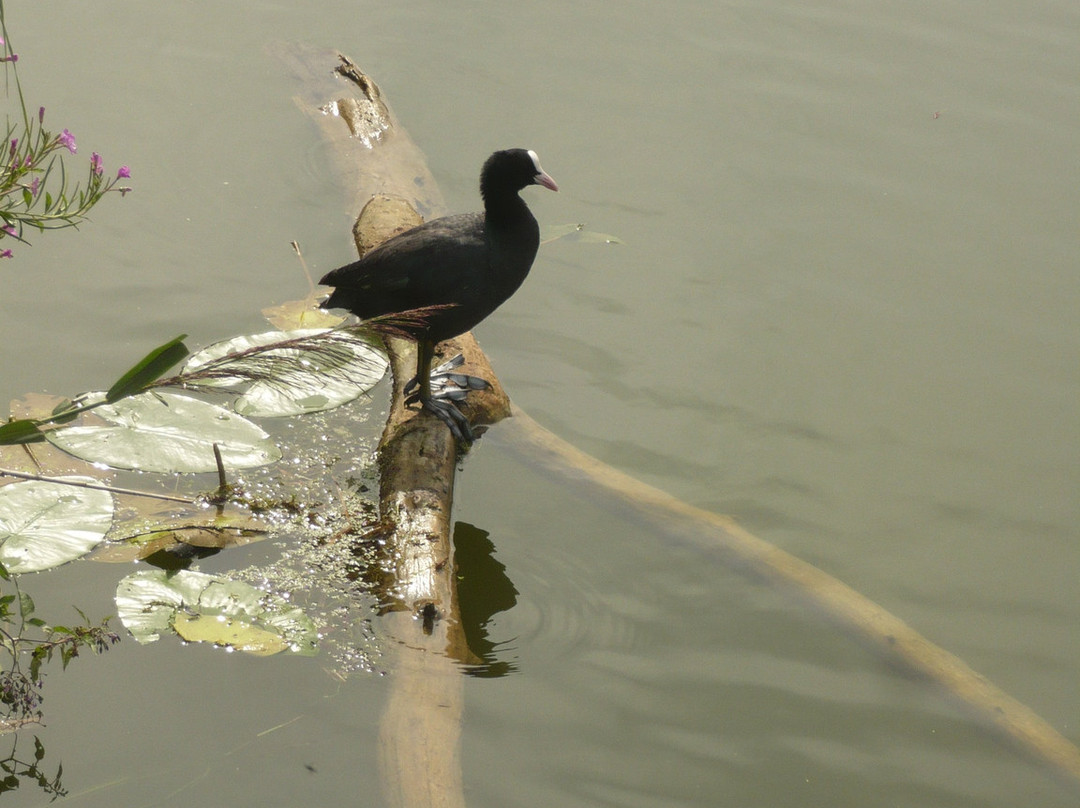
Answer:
[535, 170, 559, 192]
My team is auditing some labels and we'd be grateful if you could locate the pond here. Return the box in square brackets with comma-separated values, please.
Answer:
[0, 1, 1077, 806]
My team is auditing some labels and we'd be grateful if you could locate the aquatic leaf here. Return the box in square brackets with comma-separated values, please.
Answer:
[106, 334, 190, 403]
[94, 512, 267, 563]
[541, 222, 624, 245]
[0, 479, 113, 573]
[0, 419, 45, 445]
[262, 297, 343, 331]
[172, 612, 288, 656]
[45, 391, 281, 473]
[182, 328, 388, 417]
[115, 569, 318, 655]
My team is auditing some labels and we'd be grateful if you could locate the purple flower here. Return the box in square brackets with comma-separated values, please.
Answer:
[58, 129, 77, 154]
[1, 53, 18, 63]
[2, 225, 15, 237]
[38, 106, 45, 124]
[90, 152, 103, 176]
[30, 176, 39, 196]
[117, 165, 131, 179]
[0, 249, 12, 259]
[8, 138, 16, 156]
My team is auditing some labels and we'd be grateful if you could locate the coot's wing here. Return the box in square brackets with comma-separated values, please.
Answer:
[320, 213, 487, 319]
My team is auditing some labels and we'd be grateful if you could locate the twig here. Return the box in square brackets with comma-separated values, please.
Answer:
[0, 468, 193, 503]
[213, 443, 228, 500]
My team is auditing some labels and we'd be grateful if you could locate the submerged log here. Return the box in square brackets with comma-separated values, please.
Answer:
[279, 42, 1080, 796]
[276, 43, 481, 808]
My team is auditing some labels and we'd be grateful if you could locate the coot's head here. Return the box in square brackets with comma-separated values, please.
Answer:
[481, 148, 559, 201]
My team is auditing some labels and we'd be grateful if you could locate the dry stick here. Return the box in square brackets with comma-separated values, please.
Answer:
[500, 405, 1080, 789]
[0, 467, 192, 504]
[212, 443, 228, 501]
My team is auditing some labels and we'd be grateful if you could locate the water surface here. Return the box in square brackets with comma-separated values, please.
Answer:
[1, 1, 1076, 806]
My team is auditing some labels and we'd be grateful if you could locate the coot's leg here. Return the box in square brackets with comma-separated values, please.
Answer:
[406, 340, 476, 442]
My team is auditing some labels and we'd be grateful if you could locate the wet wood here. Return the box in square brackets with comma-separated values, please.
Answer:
[276, 43, 483, 808]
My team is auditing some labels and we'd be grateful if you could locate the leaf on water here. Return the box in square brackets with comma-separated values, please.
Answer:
[262, 296, 344, 331]
[0, 479, 113, 573]
[94, 509, 268, 562]
[0, 419, 45, 446]
[45, 391, 281, 473]
[106, 334, 190, 403]
[115, 569, 318, 655]
[541, 222, 625, 245]
[182, 329, 388, 417]
[1, 394, 73, 447]
[172, 612, 288, 657]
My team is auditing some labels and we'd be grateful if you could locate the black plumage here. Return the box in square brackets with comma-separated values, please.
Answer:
[320, 148, 558, 439]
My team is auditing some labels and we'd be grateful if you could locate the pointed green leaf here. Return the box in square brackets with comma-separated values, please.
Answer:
[0, 419, 45, 445]
[106, 334, 190, 403]
[18, 591, 34, 618]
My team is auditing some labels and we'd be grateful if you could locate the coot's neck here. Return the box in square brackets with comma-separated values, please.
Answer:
[481, 184, 534, 232]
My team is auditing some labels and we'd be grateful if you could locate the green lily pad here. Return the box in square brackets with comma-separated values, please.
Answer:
[0, 479, 113, 573]
[115, 569, 318, 656]
[183, 329, 388, 417]
[45, 391, 281, 473]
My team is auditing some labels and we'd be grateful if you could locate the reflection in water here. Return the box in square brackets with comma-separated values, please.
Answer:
[0, 581, 120, 731]
[453, 521, 518, 677]
[0, 735, 65, 799]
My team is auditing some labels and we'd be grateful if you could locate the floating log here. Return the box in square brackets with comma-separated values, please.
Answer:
[278, 42, 1080, 796]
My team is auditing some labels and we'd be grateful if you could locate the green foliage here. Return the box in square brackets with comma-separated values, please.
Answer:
[0, 734, 65, 799]
[0, 573, 120, 725]
[105, 333, 189, 403]
[45, 391, 282, 474]
[0, 420, 43, 445]
[0, 4, 132, 259]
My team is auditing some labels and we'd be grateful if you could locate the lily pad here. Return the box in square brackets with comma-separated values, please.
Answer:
[172, 612, 289, 656]
[0, 479, 113, 573]
[261, 297, 344, 331]
[115, 569, 318, 656]
[183, 329, 388, 417]
[45, 391, 281, 473]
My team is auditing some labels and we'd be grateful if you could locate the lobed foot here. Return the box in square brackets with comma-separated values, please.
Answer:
[403, 354, 489, 442]
[421, 395, 475, 443]
[404, 354, 491, 401]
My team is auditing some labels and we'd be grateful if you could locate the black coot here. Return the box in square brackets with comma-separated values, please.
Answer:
[320, 148, 558, 440]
